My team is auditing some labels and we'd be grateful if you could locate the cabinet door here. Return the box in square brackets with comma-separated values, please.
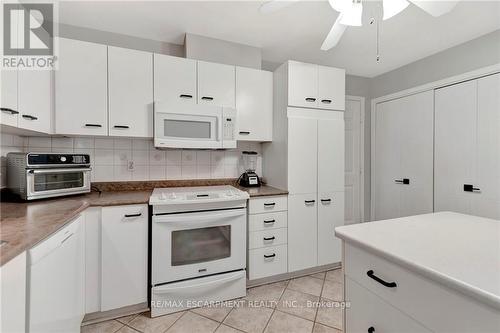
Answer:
[318, 115, 345, 193]
[1, 252, 26, 333]
[101, 205, 148, 311]
[235, 67, 273, 141]
[18, 69, 52, 133]
[288, 115, 317, 194]
[318, 66, 345, 110]
[1, 69, 19, 127]
[288, 193, 317, 272]
[154, 54, 197, 104]
[56, 38, 108, 135]
[317, 192, 344, 266]
[109, 46, 153, 137]
[288, 61, 318, 108]
[474, 73, 500, 219]
[198, 61, 235, 107]
[435, 80, 477, 215]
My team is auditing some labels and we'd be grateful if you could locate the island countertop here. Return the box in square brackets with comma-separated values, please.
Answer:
[335, 212, 500, 309]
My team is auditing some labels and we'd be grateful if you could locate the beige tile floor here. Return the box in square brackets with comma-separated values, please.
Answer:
[81, 268, 344, 333]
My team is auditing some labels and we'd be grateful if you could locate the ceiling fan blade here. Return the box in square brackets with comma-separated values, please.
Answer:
[320, 16, 347, 50]
[259, 0, 301, 14]
[409, 0, 460, 17]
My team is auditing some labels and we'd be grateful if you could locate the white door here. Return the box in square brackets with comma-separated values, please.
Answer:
[154, 54, 197, 104]
[56, 38, 108, 135]
[344, 98, 362, 224]
[317, 191, 344, 265]
[318, 66, 345, 110]
[108, 46, 153, 137]
[235, 67, 273, 141]
[197, 61, 235, 107]
[435, 80, 477, 215]
[18, 69, 52, 133]
[1, 69, 19, 127]
[288, 61, 318, 108]
[474, 73, 500, 219]
[318, 113, 345, 193]
[1, 252, 26, 333]
[101, 205, 148, 311]
[288, 193, 317, 272]
[287, 115, 318, 194]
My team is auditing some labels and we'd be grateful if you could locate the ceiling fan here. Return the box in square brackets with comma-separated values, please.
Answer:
[260, 0, 460, 50]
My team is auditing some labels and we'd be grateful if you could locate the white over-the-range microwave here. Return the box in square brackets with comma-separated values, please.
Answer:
[154, 102, 237, 149]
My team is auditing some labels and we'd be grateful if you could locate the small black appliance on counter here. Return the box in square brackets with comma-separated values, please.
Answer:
[238, 151, 261, 187]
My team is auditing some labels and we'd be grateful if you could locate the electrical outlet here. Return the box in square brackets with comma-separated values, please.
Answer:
[127, 160, 134, 171]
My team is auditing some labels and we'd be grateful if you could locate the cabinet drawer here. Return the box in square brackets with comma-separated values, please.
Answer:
[249, 228, 287, 250]
[249, 196, 287, 214]
[346, 277, 431, 333]
[249, 211, 287, 231]
[248, 245, 287, 280]
[345, 244, 500, 332]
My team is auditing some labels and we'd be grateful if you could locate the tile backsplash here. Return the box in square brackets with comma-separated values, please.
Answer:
[0, 133, 262, 188]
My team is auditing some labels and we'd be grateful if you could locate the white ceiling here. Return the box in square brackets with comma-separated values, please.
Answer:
[57, 1, 500, 77]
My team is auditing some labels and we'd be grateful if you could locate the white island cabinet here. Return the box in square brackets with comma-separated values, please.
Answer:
[336, 212, 500, 333]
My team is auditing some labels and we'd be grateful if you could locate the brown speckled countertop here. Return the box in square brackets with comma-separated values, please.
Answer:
[0, 181, 287, 267]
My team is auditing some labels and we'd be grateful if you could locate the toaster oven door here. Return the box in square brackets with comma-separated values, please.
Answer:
[26, 168, 91, 199]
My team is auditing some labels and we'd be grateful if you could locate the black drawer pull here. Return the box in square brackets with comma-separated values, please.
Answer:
[113, 125, 130, 129]
[321, 99, 332, 104]
[239, 131, 250, 135]
[464, 184, 481, 192]
[85, 123, 102, 128]
[368, 327, 375, 333]
[367, 270, 397, 288]
[22, 114, 38, 120]
[179, 94, 193, 99]
[263, 236, 275, 241]
[305, 200, 316, 204]
[264, 203, 276, 207]
[264, 253, 276, 259]
[321, 198, 332, 203]
[394, 178, 410, 185]
[263, 219, 275, 224]
[1, 107, 19, 115]
[305, 97, 316, 102]
[201, 96, 214, 101]
[124, 213, 142, 218]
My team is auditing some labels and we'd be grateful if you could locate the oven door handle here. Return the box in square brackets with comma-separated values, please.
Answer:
[153, 271, 245, 294]
[30, 167, 92, 174]
[153, 209, 246, 224]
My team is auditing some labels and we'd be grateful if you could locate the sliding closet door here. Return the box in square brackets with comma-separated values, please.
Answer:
[434, 80, 477, 215]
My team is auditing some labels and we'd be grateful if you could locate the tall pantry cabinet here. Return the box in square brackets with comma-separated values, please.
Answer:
[263, 61, 345, 272]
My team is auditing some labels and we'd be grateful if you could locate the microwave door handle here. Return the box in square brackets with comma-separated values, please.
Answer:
[154, 209, 246, 224]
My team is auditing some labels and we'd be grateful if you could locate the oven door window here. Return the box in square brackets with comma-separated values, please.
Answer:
[171, 225, 231, 266]
[33, 172, 84, 192]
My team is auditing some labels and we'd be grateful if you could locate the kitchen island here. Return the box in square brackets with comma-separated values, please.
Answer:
[335, 212, 500, 333]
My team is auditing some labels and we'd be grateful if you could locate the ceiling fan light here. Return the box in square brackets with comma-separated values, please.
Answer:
[383, 0, 409, 20]
[339, 1, 363, 26]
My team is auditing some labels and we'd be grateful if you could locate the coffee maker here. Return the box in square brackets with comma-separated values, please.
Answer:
[238, 151, 261, 187]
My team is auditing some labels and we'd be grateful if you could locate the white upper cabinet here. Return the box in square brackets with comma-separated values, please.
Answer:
[318, 65, 345, 110]
[235, 67, 273, 141]
[1, 69, 19, 127]
[154, 54, 197, 104]
[18, 69, 52, 133]
[318, 115, 345, 193]
[108, 46, 153, 137]
[56, 38, 108, 136]
[287, 61, 345, 111]
[197, 61, 235, 107]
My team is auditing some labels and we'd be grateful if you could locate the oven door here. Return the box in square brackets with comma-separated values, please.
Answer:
[26, 168, 91, 200]
[152, 208, 246, 285]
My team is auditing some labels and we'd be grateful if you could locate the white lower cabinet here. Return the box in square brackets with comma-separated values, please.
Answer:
[101, 204, 148, 311]
[317, 192, 344, 266]
[0, 252, 26, 333]
[29, 215, 85, 333]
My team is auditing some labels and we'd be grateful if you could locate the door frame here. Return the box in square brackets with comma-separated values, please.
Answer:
[346, 95, 365, 223]
[370, 63, 500, 220]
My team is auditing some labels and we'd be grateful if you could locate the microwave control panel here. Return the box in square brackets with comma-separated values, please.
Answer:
[222, 108, 237, 149]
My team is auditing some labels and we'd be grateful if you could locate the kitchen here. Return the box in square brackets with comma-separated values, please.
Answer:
[0, 1, 499, 333]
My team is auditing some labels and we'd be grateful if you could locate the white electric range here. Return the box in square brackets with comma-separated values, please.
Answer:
[149, 185, 249, 317]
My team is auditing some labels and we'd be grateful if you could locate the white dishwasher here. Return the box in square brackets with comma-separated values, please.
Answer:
[29, 215, 85, 333]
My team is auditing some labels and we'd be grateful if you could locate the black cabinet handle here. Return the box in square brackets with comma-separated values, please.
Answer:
[395, 178, 410, 185]
[264, 203, 276, 207]
[464, 184, 481, 192]
[22, 114, 38, 120]
[201, 96, 214, 101]
[321, 99, 332, 104]
[321, 198, 332, 203]
[124, 213, 142, 218]
[179, 94, 193, 99]
[305, 200, 316, 204]
[1, 107, 19, 115]
[368, 327, 375, 333]
[113, 125, 130, 129]
[305, 97, 316, 102]
[263, 219, 275, 224]
[85, 124, 102, 128]
[264, 253, 276, 259]
[263, 236, 275, 241]
[367, 270, 397, 288]
[239, 131, 250, 135]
